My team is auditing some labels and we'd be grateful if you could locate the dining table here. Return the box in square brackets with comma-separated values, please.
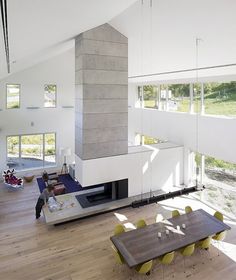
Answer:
[110, 209, 231, 268]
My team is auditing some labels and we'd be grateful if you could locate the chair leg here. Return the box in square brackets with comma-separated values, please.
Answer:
[162, 264, 164, 280]
[183, 256, 186, 273]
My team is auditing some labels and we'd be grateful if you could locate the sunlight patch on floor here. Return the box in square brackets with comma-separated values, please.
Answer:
[155, 213, 164, 222]
[114, 212, 128, 222]
[123, 222, 136, 230]
[212, 241, 236, 262]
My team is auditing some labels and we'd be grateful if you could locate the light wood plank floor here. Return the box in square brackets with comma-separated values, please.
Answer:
[0, 180, 236, 280]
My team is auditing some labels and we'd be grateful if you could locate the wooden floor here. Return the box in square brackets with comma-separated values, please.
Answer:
[0, 180, 236, 280]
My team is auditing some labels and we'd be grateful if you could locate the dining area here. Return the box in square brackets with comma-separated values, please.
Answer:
[110, 206, 231, 279]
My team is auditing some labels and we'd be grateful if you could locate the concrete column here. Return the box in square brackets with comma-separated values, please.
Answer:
[75, 24, 128, 160]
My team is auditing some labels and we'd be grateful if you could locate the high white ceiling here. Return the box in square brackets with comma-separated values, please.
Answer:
[110, 0, 236, 82]
[0, 0, 136, 80]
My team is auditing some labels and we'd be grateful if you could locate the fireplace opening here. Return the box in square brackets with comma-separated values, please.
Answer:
[75, 179, 128, 208]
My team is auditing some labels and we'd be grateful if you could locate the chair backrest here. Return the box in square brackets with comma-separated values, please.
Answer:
[200, 237, 212, 249]
[182, 243, 195, 256]
[185, 206, 193, 214]
[160, 251, 175, 265]
[136, 219, 147, 229]
[214, 211, 223, 222]
[136, 260, 153, 274]
[214, 230, 227, 241]
[172, 210, 180, 218]
[114, 224, 125, 235]
[111, 245, 124, 265]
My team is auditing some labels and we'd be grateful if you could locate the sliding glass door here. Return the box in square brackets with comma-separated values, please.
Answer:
[7, 133, 56, 171]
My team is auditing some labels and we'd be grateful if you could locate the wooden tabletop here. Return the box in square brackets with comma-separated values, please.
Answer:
[110, 209, 231, 268]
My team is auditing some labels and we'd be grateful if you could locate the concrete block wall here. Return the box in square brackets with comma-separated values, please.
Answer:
[75, 23, 128, 160]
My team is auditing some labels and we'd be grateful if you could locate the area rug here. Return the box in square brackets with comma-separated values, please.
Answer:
[37, 174, 93, 194]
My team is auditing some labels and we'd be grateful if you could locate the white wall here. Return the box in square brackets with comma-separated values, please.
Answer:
[0, 49, 75, 175]
[128, 105, 236, 165]
[75, 143, 184, 197]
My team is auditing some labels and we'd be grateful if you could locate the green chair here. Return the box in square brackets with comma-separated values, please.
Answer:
[136, 219, 147, 229]
[158, 251, 175, 279]
[185, 206, 193, 214]
[214, 211, 223, 222]
[213, 231, 227, 256]
[198, 236, 211, 250]
[135, 260, 153, 276]
[197, 237, 212, 262]
[172, 210, 180, 218]
[180, 243, 195, 273]
[114, 224, 125, 235]
[111, 245, 124, 265]
[111, 245, 125, 273]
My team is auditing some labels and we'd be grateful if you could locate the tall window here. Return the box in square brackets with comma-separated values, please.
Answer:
[190, 152, 236, 218]
[6, 84, 20, 109]
[202, 155, 236, 217]
[44, 84, 56, 107]
[7, 133, 56, 170]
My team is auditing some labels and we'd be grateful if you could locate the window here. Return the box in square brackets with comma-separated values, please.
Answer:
[6, 84, 20, 109]
[7, 136, 20, 167]
[202, 155, 236, 217]
[7, 133, 56, 170]
[160, 85, 168, 110]
[204, 82, 236, 116]
[137, 85, 159, 109]
[193, 83, 201, 113]
[190, 152, 236, 218]
[143, 85, 158, 109]
[21, 134, 44, 168]
[44, 133, 56, 166]
[44, 84, 56, 107]
[168, 84, 190, 112]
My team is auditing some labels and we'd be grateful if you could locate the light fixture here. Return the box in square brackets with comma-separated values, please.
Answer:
[0, 0, 10, 73]
[59, 147, 71, 174]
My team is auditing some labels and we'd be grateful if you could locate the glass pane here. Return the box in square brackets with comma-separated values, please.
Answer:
[168, 84, 190, 112]
[44, 133, 56, 166]
[203, 156, 236, 217]
[7, 136, 21, 169]
[160, 85, 168, 110]
[190, 152, 202, 187]
[7, 84, 20, 109]
[44, 84, 56, 107]
[193, 83, 201, 113]
[143, 85, 158, 109]
[204, 82, 236, 116]
[137, 86, 142, 108]
[21, 135, 43, 169]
